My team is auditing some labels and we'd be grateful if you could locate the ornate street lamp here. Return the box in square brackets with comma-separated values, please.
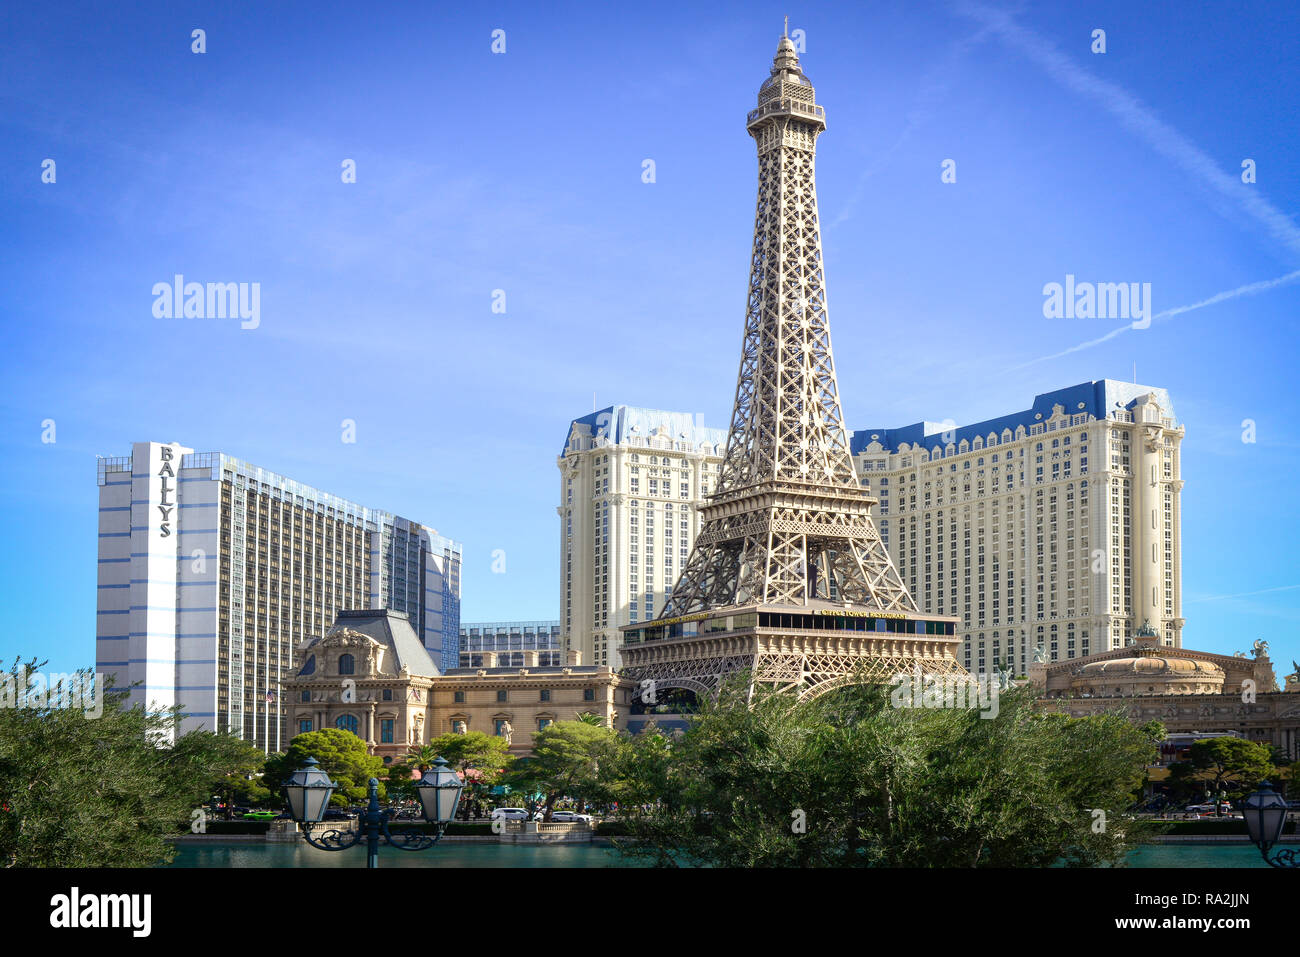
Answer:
[414, 757, 464, 826]
[283, 755, 465, 868]
[284, 757, 335, 824]
[1241, 782, 1297, 869]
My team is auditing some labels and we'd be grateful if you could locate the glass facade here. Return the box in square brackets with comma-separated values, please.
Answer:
[459, 620, 563, 667]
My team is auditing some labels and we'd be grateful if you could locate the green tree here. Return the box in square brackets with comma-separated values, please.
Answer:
[401, 743, 443, 772]
[506, 720, 617, 819]
[424, 731, 512, 786]
[387, 734, 511, 815]
[612, 676, 1161, 867]
[0, 661, 266, 866]
[598, 724, 674, 807]
[1187, 737, 1275, 812]
[262, 729, 386, 807]
[165, 731, 270, 818]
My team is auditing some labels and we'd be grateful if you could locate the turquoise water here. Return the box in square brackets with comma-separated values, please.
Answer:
[167, 841, 1271, 868]
[1126, 844, 1271, 868]
[168, 841, 641, 868]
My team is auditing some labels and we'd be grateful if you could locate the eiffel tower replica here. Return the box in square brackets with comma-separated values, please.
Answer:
[619, 30, 964, 701]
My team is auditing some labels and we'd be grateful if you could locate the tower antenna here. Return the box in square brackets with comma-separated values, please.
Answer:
[784, 15, 789, 38]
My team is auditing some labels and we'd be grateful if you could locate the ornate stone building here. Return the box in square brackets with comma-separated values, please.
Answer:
[429, 652, 631, 757]
[285, 609, 439, 764]
[285, 609, 631, 762]
[1033, 630, 1299, 759]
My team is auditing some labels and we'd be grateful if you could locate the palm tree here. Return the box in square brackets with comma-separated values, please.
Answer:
[404, 743, 441, 772]
[575, 712, 605, 727]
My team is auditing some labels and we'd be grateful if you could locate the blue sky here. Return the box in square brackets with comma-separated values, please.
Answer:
[2, 1, 1298, 674]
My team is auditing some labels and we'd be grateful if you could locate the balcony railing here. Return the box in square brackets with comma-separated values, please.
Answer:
[747, 97, 825, 125]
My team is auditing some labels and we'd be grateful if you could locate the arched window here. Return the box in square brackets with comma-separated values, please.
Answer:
[335, 713, 359, 736]
[338, 653, 355, 675]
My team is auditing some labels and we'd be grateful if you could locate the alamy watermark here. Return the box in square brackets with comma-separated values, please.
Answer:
[890, 666, 1000, 718]
[1, 667, 103, 718]
[1042, 274, 1151, 329]
[152, 274, 260, 329]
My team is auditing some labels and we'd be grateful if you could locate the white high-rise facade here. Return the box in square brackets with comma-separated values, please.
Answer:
[96, 441, 462, 750]
[850, 381, 1184, 675]
[558, 407, 726, 669]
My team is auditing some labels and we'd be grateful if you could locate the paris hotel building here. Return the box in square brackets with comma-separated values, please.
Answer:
[558, 407, 727, 669]
[560, 380, 1184, 677]
[851, 380, 1184, 675]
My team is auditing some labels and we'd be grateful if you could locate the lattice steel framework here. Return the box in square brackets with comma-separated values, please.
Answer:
[623, 630, 966, 702]
[661, 35, 912, 618]
[619, 33, 965, 700]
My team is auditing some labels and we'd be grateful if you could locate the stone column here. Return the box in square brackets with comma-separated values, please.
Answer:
[1134, 421, 1163, 634]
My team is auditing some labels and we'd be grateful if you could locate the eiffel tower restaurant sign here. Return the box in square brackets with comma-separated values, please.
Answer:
[618, 33, 965, 704]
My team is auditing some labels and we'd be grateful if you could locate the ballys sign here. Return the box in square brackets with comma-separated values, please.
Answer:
[157, 446, 177, 538]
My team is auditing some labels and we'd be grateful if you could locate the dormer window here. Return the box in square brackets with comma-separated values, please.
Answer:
[338, 653, 355, 675]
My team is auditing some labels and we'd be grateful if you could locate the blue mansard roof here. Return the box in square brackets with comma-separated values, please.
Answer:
[561, 405, 728, 458]
[849, 380, 1176, 455]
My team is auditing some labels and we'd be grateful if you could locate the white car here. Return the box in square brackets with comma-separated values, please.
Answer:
[551, 810, 595, 824]
[490, 807, 530, 821]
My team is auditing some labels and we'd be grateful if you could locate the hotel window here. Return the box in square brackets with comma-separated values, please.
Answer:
[495, 719, 509, 737]
[382, 688, 392, 701]
[538, 718, 552, 732]
[380, 719, 394, 744]
[454, 690, 465, 703]
[497, 690, 508, 703]
[298, 719, 312, 734]
[338, 654, 355, 675]
[335, 714, 359, 736]
[300, 690, 310, 702]
[584, 688, 596, 701]
[540, 689, 551, 702]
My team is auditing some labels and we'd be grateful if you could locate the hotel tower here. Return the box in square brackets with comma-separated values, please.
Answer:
[95, 441, 461, 750]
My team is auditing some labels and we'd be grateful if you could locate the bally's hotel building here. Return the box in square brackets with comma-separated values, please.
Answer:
[96, 441, 462, 750]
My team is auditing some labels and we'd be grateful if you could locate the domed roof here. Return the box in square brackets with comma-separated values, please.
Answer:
[1075, 655, 1223, 677]
[1068, 651, 1225, 697]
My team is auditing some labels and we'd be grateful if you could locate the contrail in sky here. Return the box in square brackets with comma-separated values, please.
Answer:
[1011, 268, 1300, 370]
[949, 3, 1300, 371]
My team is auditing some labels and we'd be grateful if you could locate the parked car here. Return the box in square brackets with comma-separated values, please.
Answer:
[490, 807, 530, 821]
[550, 810, 594, 824]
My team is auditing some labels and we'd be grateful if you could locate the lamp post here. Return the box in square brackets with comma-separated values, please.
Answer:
[1241, 781, 1298, 869]
[283, 756, 465, 868]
